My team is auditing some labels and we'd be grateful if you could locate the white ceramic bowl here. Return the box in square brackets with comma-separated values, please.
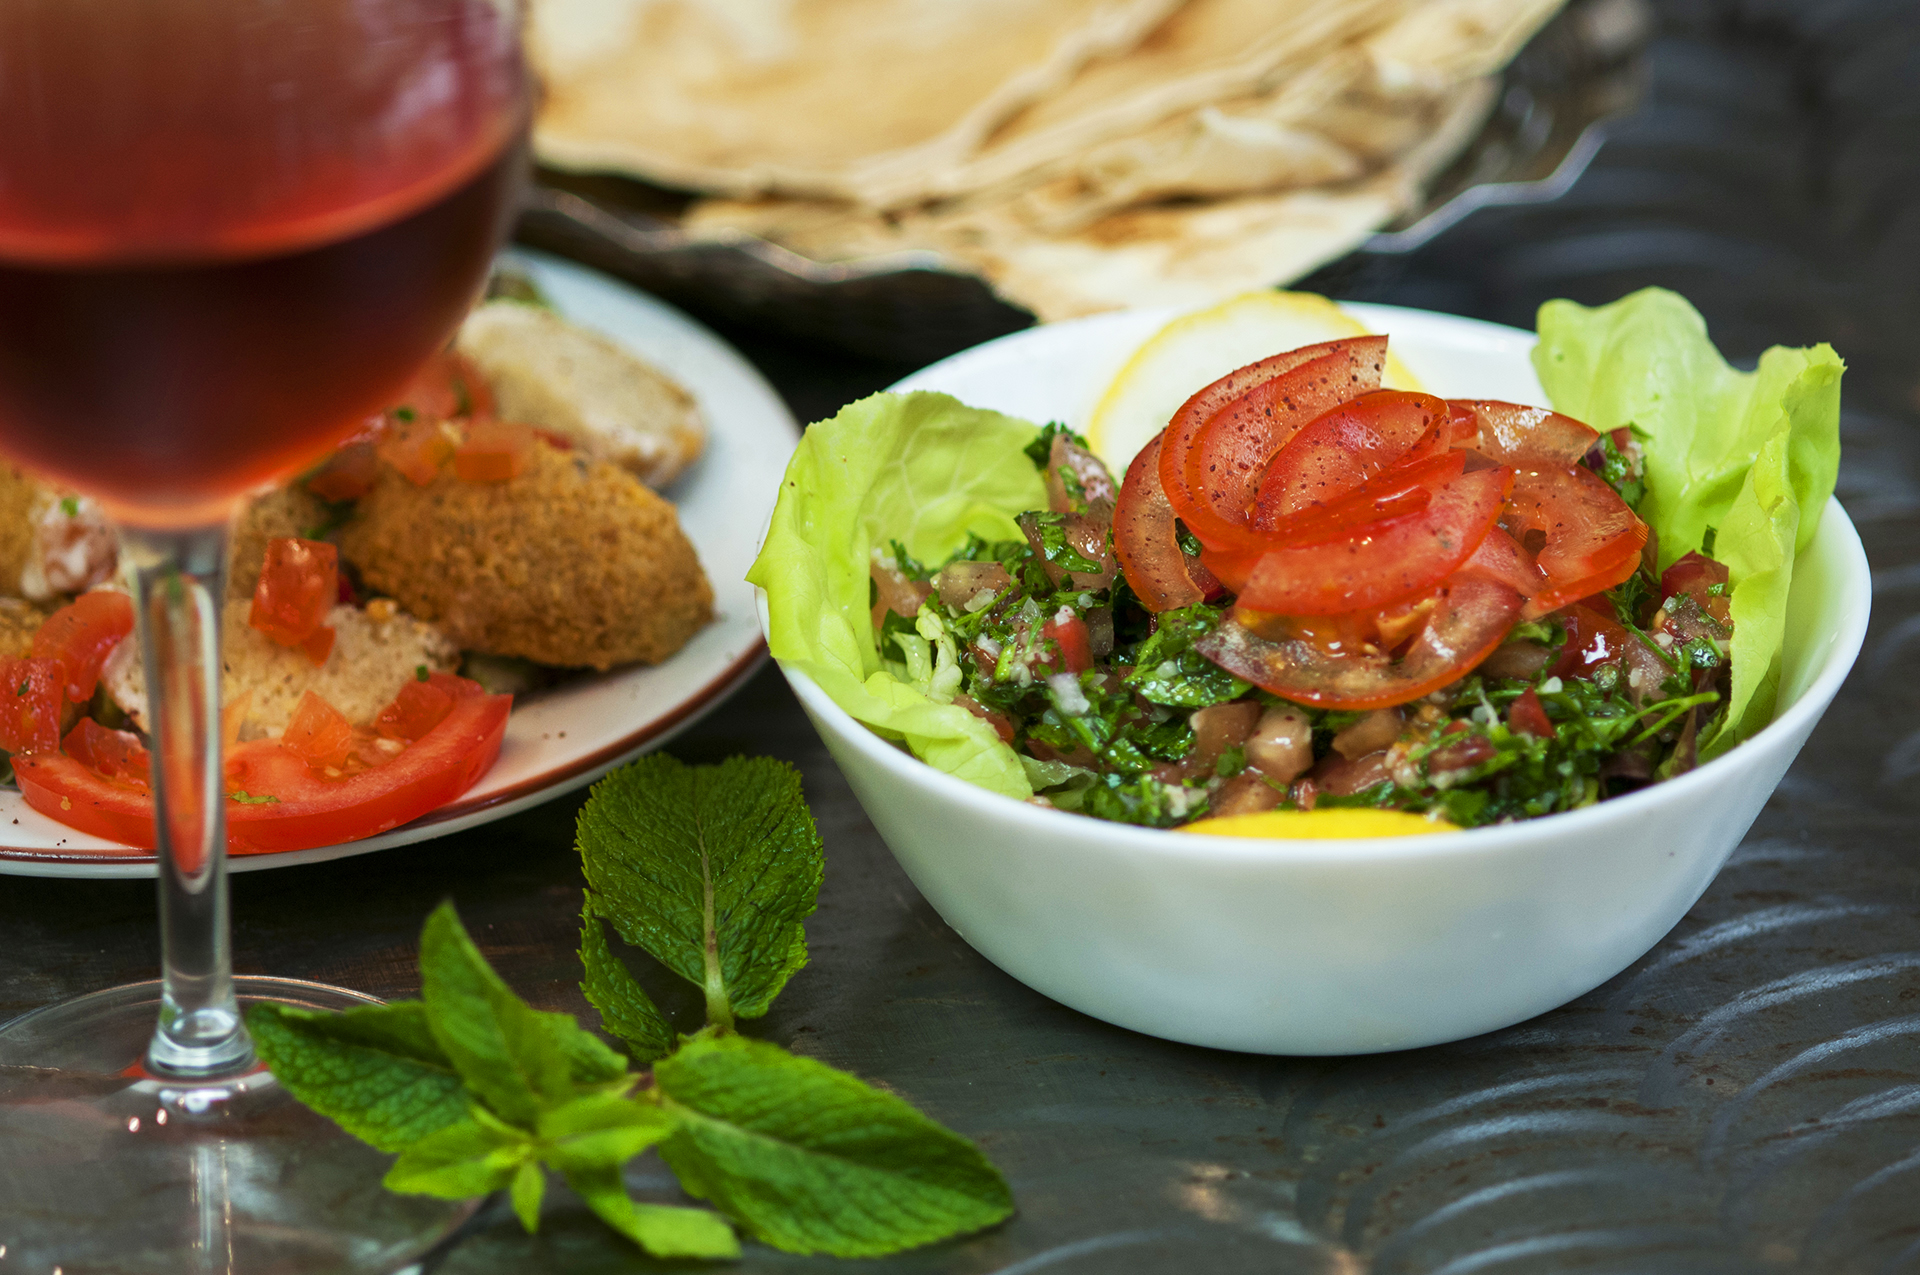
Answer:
[768, 305, 1872, 1055]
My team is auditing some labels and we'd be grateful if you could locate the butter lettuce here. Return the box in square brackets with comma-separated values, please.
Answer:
[748, 392, 1046, 798]
[1532, 288, 1843, 757]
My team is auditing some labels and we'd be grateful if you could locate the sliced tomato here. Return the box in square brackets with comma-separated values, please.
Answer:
[1501, 465, 1648, 619]
[1112, 435, 1206, 613]
[249, 538, 338, 646]
[1250, 390, 1448, 525]
[1252, 449, 1461, 544]
[1194, 574, 1524, 710]
[32, 590, 134, 702]
[1450, 401, 1600, 468]
[1203, 464, 1513, 616]
[0, 657, 65, 755]
[453, 420, 537, 483]
[16, 691, 510, 852]
[1454, 526, 1546, 598]
[1159, 337, 1386, 548]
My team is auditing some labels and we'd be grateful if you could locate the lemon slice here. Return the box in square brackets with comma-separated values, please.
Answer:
[1177, 808, 1456, 840]
[1085, 290, 1423, 473]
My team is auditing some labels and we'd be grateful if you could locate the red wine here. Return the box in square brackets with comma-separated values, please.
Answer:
[0, 0, 526, 525]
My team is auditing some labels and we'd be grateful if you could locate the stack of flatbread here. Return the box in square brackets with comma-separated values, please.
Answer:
[533, 0, 1567, 321]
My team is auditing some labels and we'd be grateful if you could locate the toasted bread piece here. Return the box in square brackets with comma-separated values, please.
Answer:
[105, 599, 459, 738]
[454, 302, 706, 488]
[338, 440, 712, 670]
[0, 597, 47, 659]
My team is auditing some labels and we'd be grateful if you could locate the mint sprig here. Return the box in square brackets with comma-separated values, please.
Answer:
[249, 754, 1012, 1261]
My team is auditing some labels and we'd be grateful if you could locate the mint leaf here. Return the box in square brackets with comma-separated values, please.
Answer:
[653, 1033, 1013, 1256]
[538, 1006, 630, 1087]
[246, 1001, 467, 1154]
[511, 1162, 546, 1233]
[576, 756, 823, 1030]
[383, 1111, 534, 1198]
[535, 1091, 676, 1174]
[563, 1163, 741, 1260]
[419, 901, 574, 1127]
[579, 895, 675, 1062]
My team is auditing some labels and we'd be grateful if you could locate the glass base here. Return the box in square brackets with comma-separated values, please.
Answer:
[0, 977, 480, 1274]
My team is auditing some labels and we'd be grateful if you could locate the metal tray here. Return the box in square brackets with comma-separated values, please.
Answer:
[515, 0, 1651, 365]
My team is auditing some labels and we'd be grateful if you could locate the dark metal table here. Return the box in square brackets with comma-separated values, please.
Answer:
[6, 3, 1919, 1271]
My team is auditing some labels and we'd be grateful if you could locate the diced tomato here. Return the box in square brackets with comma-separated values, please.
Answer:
[1204, 465, 1513, 616]
[453, 420, 538, 483]
[0, 657, 66, 756]
[1041, 610, 1094, 675]
[1507, 687, 1556, 738]
[1112, 435, 1206, 613]
[427, 670, 485, 700]
[249, 538, 337, 647]
[305, 440, 382, 502]
[1160, 337, 1386, 548]
[1250, 390, 1448, 524]
[375, 677, 455, 742]
[62, 718, 150, 787]
[1449, 401, 1600, 469]
[300, 624, 336, 667]
[17, 690, 512, 852]
[390, 350, 496, 424]
[1195, 575, 1524, 710]
[376, 417, 458, 486]
[1660, 551, 1732, 624]
[282, 691, 354, 770]
[1548, 603, 1629, 679]
[32, 590, 134, 703]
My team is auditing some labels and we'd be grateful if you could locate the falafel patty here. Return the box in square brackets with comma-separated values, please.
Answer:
[338, 442, 712, 670]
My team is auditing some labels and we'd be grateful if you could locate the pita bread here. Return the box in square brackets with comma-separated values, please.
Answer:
[531, 0, 1186, 199]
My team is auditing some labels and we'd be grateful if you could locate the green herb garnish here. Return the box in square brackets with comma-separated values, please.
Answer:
[251, 755, 1012, 1261]
[227, 791, 281, 804]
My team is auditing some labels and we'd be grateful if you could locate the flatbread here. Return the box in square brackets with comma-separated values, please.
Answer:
[532, 0, 1186, 199]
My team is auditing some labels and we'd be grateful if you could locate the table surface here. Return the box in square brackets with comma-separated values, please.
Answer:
[7, 3, 1920, 1272]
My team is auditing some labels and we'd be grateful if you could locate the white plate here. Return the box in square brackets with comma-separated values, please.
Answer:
[0, 250, 798, 879]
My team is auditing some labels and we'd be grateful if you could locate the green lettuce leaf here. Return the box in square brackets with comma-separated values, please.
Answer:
[1533, 287, 1843, 756]
[747, 391, 1047, 798]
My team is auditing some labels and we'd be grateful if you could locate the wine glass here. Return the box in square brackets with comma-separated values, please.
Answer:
[0, 0, 526, 1267]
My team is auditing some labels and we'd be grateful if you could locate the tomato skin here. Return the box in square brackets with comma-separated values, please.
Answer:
[0, 656, 66, 755]
[1195, 575, 1524, 710]
[1042, 611, 1094, 675]
[1160, 337, 1386, 548]
[17, 691, 511, 852]
[249, 538, 338, 647]
[32, 590, 134, 702]
[1112, 435, 1206, 613]
[453, 420, 537, 483]
[1250, 390, 1448, 525]
[1206, 465, 1513, 617]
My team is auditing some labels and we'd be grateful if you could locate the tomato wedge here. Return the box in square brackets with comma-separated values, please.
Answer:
[1194, 575, 1524, 710]
[1250, 390, 1448, 526]
[1203, 464, 1513, 616]
[1449, 401, 1600, 469]
[1160, 337, 1386, 548]
[1112, 435, 1207, 613]
[16, 691, 510, 852]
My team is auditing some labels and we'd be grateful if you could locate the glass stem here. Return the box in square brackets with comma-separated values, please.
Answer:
[120, 523, 252, 1078]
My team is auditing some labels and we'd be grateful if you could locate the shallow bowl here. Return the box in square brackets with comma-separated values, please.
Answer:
[770, 305, 1871, 1054]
